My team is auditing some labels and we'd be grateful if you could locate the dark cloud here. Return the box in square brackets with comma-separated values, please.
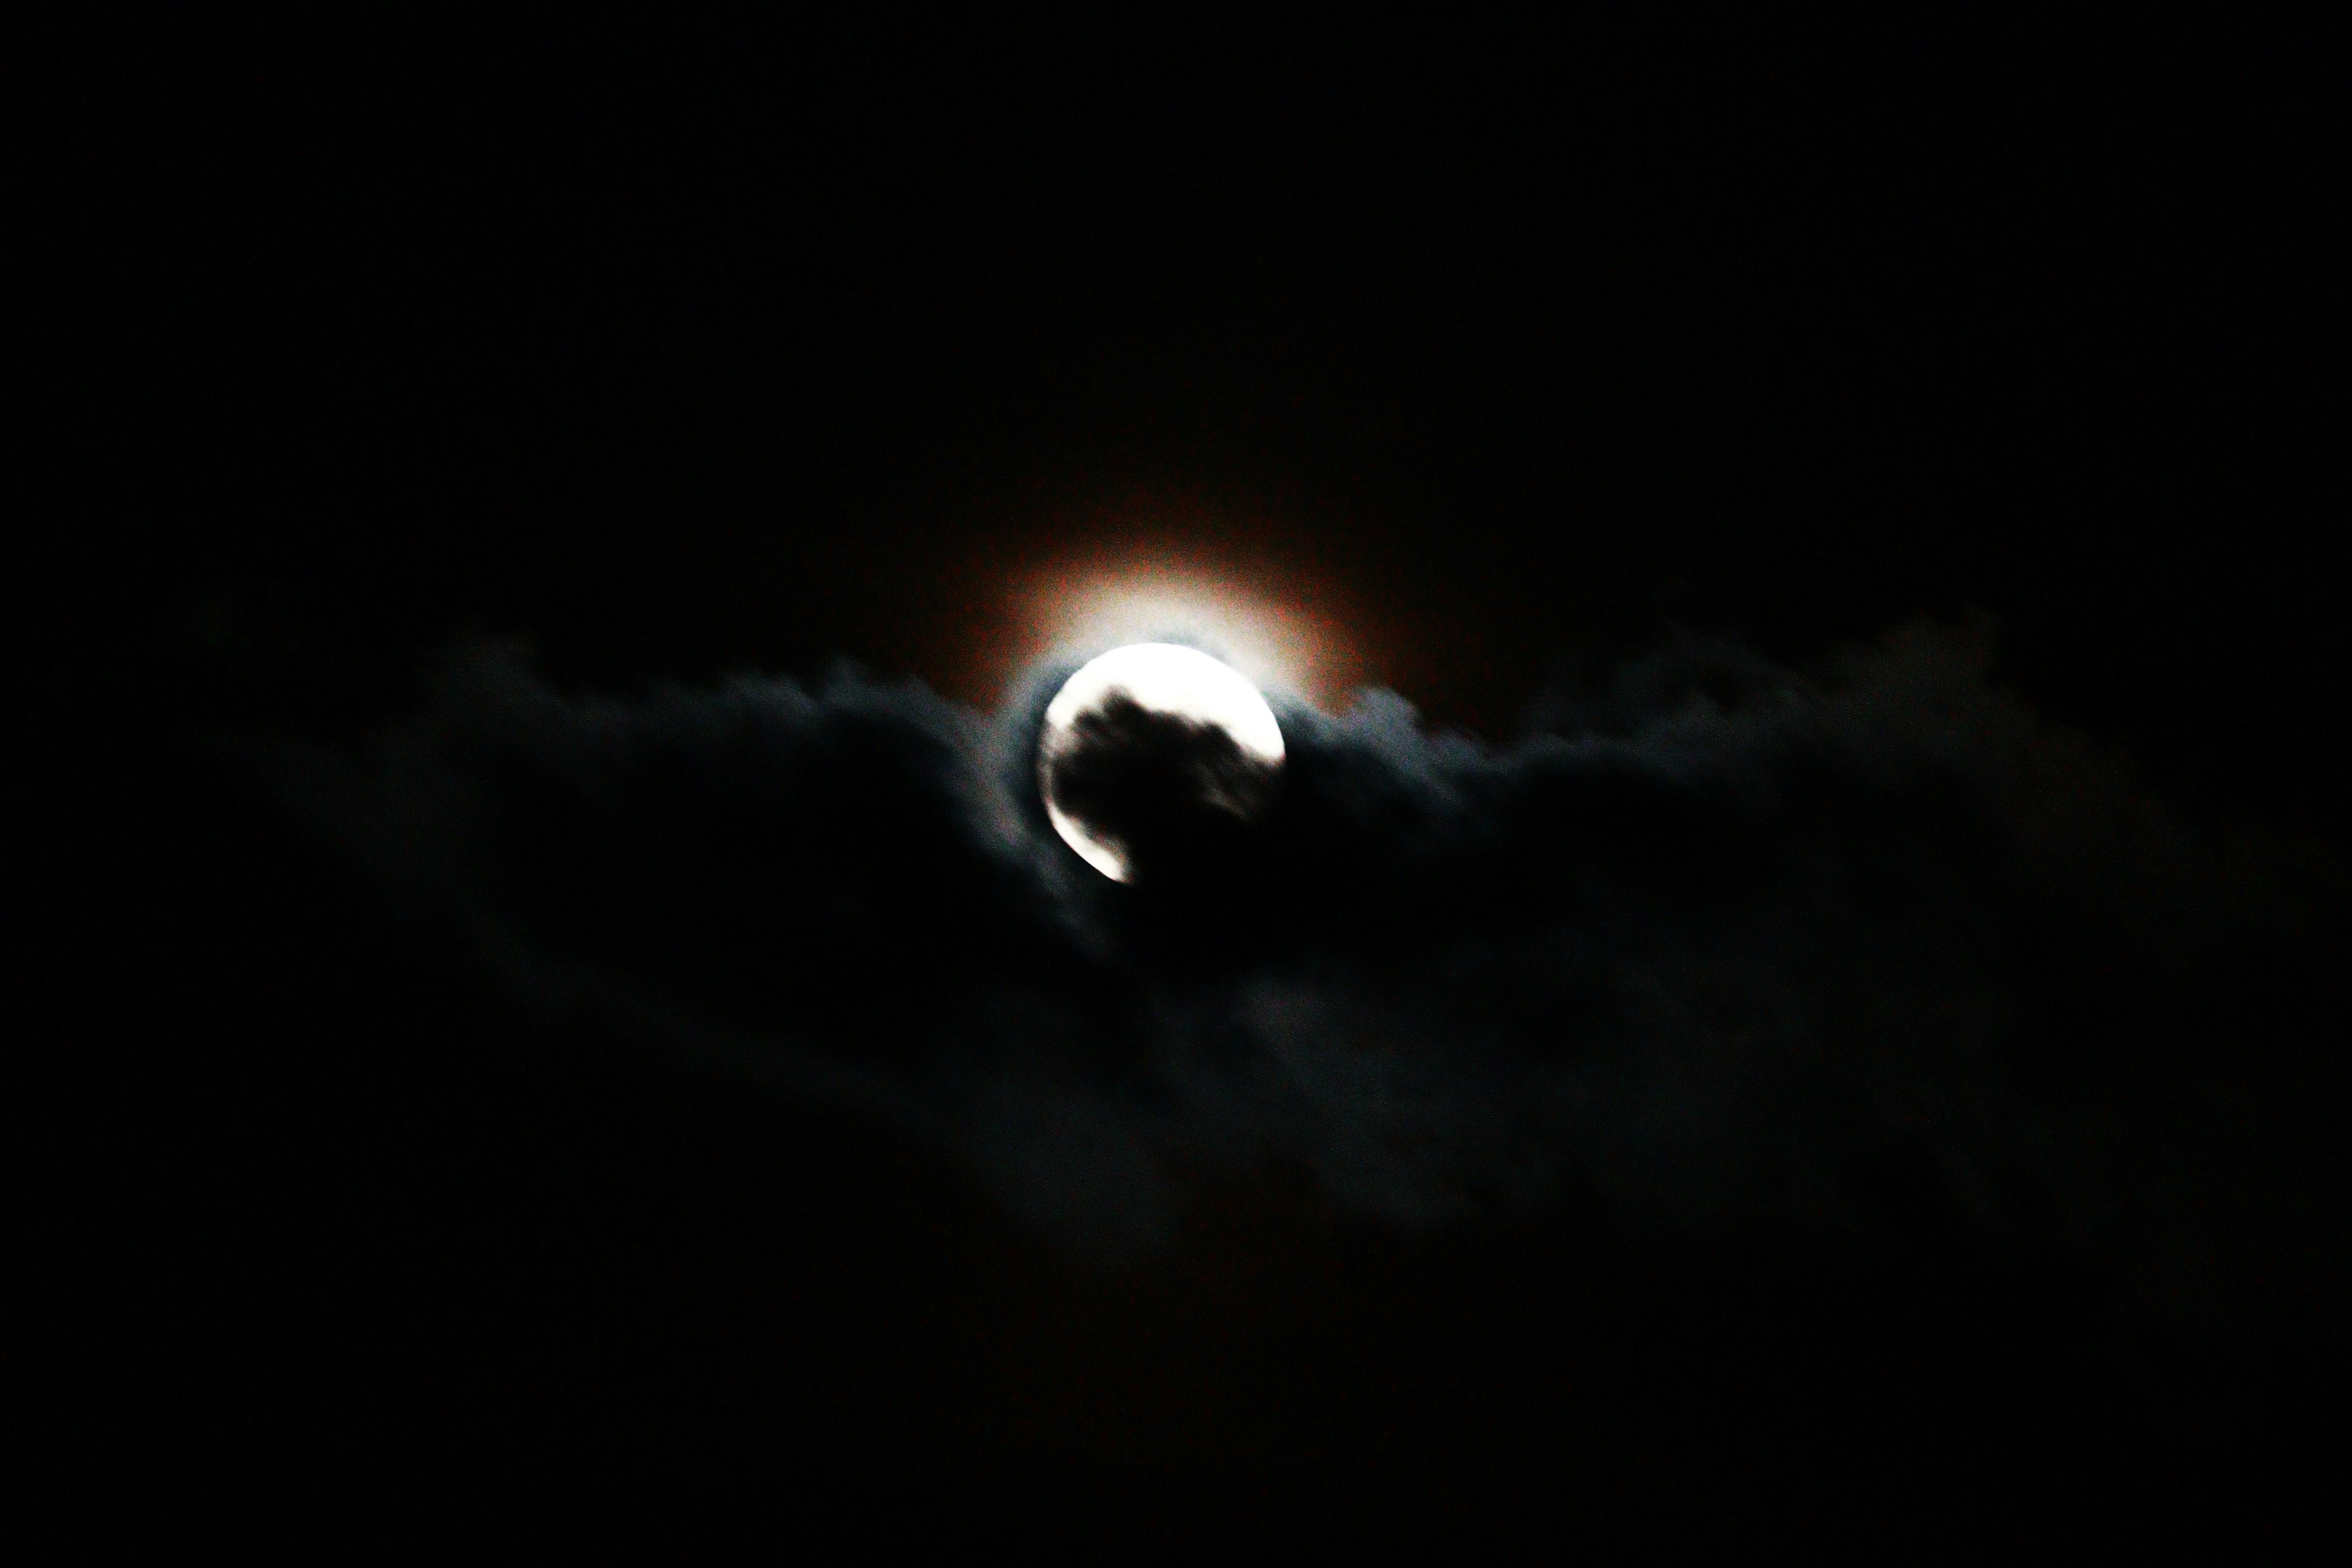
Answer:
[1043, 693, 1283, 886]
[259, 625, 2350, 1337]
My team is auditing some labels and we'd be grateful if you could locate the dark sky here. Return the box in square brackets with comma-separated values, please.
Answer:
[43, 13, 2349, 1543]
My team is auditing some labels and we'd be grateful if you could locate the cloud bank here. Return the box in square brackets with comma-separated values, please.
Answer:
[260, 625, 2348, 1337]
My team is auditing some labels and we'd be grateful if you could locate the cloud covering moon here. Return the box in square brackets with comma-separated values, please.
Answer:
[261, 624, 2347, 1336]
[1038, 643, 1285, 882]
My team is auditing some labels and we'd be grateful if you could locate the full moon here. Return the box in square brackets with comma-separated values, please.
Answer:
[1037, 643, 1287, 883]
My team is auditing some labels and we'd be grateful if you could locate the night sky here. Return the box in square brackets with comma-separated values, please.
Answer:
[44, 15, 2349, 1544]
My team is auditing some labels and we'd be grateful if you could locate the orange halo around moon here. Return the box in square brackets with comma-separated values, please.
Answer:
[865, 491, 1398, 716]
[984, 545, 1371, 711]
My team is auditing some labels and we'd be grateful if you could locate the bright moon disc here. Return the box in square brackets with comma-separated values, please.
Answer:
[1037, 643, 1286, 882]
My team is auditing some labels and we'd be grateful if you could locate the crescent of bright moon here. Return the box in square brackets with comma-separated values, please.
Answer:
[1036, 643, 1286, 882]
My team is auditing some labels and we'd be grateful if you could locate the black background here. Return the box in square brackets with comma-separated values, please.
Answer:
[39, 12, 2346, 1544]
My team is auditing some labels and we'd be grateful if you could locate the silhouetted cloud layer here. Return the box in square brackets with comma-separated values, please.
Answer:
[1044, 694, 1283, 885]
[264, 627, 2348, 1336]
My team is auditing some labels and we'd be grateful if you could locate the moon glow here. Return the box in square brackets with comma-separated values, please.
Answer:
[1037, 643, 1286, 883]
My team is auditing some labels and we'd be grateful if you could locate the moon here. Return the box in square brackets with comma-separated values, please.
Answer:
[1037, 643, 1287, 883]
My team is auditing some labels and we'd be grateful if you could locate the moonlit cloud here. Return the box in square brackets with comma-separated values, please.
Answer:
[258, 624, 2347, 1334]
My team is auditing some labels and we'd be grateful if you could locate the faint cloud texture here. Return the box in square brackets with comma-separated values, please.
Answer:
[260, 626, 2348, 1332]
